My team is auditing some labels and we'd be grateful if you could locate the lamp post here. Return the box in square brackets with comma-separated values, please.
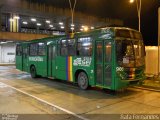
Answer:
[158, 8, 160, 76]
[130, 0, 142, 32]
[69, 0, 77, 33]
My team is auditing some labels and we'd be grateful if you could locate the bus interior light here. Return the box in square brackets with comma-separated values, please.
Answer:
[82, 43, 91, 46]
[0, 42, 7, 44]
[38, 43, 44, 45]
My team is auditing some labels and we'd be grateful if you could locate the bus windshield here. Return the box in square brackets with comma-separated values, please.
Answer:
[116, 29, 143, 40]
[116, 40, 145, 67]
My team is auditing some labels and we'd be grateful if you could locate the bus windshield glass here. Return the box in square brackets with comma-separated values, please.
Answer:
[116, 29, 131, 38]
[116, 29, 143, 40]
[116, 40, 145, 67]
[132, 31, 142, 40]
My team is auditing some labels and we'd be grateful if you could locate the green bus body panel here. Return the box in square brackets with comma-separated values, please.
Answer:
[15, 27, 145, 90]
[28, 56, 47, 77]
[16, 56, 23, 70]
[55, 56, 94, 84]
[56, 56, 68, 80]
[72, 56, 95, 85]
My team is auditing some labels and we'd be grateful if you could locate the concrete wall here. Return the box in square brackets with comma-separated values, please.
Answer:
[145, 46, 160, 75]
[158, 8, 160, 47]
[0, 32, 51, 41]
[0, 0, 123, 26]
[0, 43, 16, 63]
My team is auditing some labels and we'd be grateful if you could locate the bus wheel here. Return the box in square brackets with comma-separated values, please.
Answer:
[30, 66, 37, 78]
[78, 72, 88, 90]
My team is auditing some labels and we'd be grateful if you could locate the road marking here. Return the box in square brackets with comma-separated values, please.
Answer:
[0, 82, 8, 88]
[132, 86, 160, 92]
[0, 82, 89, 120]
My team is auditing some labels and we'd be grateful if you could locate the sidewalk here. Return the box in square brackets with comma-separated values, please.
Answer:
[0, 63, 15, 66]
[138, 76, 160, 91]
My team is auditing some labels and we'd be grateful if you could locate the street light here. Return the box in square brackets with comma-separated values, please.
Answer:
[130, 0, 134, 3]
[69, 0, 77, 33]
[158, 8, 160, 76]
[130, 0, 142, 32]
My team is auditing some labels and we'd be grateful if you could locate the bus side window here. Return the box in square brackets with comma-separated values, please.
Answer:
[52, 46, 56, 59]
[105, 42, 112, 62]
[38, 42, 45, 56]
[60, 40, 67, 56]
[59, 39, 76, 56]
[77, 37, 92, 56]
[77, 42, 81, 56]
[68, 39, 76, 56]
[16, 45, 22, 56]
[23, 47, 28, 58]
[57, 41, 61, 56]
[29, 43, 38, 56]
[96, 43, 103, 62]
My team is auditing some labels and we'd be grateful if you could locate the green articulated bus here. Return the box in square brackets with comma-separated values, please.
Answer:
[16, 27, 145, 90]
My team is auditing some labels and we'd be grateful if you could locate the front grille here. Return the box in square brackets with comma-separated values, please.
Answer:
[124, 67, 143, 80]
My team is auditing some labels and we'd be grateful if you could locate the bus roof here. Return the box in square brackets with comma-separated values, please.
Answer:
[27, 27, 140, 43]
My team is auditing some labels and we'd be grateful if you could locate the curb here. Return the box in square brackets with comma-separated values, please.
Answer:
[0, 64, 15, 66]
[133, 86, 160, 92]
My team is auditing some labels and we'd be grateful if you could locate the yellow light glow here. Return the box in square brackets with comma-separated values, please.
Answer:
[9, 18, 14, 22]
[130, 0, 134, 3]
[14, 16, 20, 20]
[84, 27, 88, 31]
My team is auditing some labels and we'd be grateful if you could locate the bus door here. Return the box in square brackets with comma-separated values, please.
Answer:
[48, 44, 56, 77]
[96, 40, 113, 88]
[22, 44, 28, 71]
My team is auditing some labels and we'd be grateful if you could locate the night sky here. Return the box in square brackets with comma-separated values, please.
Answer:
[34, 0, 160, 45]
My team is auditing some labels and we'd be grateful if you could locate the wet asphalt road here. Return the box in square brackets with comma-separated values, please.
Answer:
[0, 66, 160, 120]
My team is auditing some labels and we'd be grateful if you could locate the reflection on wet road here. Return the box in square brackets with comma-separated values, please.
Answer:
[0, 66, 160, 120]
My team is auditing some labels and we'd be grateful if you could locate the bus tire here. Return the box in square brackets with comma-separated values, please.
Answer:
[78, 72, 89, 90]
[30, 66, 37, 78]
